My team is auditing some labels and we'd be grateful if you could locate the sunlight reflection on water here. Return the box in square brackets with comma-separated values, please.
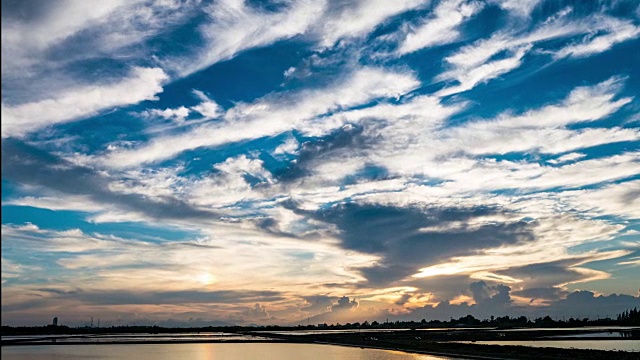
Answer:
[1, 343, 460, 360]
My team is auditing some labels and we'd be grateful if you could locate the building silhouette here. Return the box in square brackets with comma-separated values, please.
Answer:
[52, 317, 58, 326]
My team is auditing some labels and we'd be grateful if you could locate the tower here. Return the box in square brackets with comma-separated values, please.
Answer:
[52, 317, 58, 326]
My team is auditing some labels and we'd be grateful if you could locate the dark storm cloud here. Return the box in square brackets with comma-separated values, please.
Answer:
[1, 138, 216, 221]
[312, 203, 532, 286]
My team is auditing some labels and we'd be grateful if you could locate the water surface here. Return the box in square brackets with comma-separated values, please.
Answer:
[1, 343, 457, 360]
[456, 340, 639, 352]
[2, 332, 269, 344]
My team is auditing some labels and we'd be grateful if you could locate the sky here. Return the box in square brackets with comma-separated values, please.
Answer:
[1, 0, 640, 327]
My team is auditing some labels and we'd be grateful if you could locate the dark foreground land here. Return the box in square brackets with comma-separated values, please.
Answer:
[3, 327, 639, 359]
[258, 328, 640, 360]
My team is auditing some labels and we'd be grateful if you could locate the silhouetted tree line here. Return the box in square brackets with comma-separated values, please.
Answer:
[3, 308, 639, 336]
[617, 307, 640, 325]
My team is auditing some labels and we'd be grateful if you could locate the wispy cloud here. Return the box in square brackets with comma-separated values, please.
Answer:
[101, 67, 420, 168]
[397, 0, 484, 55]
[2, 67, 168, 137]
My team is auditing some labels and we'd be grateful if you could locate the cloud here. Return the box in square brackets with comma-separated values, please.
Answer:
[242, 303, 271, 321]
[547, 152, 586, 165]
[288, 77, 635, 198]
[548, 290, 640, 319]
[436, 11, 640, 95]
[1, 139, 214, 221]
[316, 0, 426, 48]
[301, 295, 335, 313]
[553, 16, 640, 59]
[2, 0, 639, 327]
[405, 284, 640, 321]
[2, 67, 168, 137]
[1, 0, 127, 73]
[412, 222, 627, 282]
[143, 106, 190, 124]
[397, 0, 484, 55]
[618, 256, 640, 266]
[492, 0, 542, 17]
[190, 90, 222, 118]
[331, 296, 359, 311]
[101, 66, 420, 168]
[310, 203, 530, 287]
[1, 0, 197, 106]
[556, 180, 640, 219]
[436, 44, 530, 96]
[512, 287, 568, 303]
[469, 281, 513, 307]
[174, 0, 326, 76]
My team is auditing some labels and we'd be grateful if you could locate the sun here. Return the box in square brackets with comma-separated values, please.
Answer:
[196, 273, 216, 286]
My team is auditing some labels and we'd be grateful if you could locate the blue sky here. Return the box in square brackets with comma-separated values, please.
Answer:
[2, 0, 639, 327]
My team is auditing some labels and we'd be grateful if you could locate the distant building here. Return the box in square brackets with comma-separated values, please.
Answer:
[52, 317, 58, 326]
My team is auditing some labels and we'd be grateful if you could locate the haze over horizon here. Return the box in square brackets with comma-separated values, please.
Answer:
[2, 0, 639, 328]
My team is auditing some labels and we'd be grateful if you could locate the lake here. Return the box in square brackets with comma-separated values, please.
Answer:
[1, 343, 458, 360]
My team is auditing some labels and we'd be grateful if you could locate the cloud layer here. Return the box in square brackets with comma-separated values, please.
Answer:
[2, 0, 639, 326]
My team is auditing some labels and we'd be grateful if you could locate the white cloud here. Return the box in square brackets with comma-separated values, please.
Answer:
[553, 17, 640, 58]
[101, 67, 420, 168]
[432, 77, 635, 154]
[145, 106, 190, 124]
[1, 0, 127, 72]
[397, 0, 484, 55]
[547, 152, 587, 165]
[492, 0, 542, 17]
[274, 136, 300, 155]
[175, 0, 326, 76]
[316, 0, 426, 47]
[618, 257, 640, 266]
[190, 90, 222, 119]
[436, 44, 530, 96]
[2, 0, 197, 106]
[557, 180, 640, 219]
[436, 12, 639, 95]
[2, 67, 168, 137]
[271, 77, 636, 218]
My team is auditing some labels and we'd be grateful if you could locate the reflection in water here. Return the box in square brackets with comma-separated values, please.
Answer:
[1, 343, 459, 360]
[547, 331, 634, 338]
[2, 333, 270, 344]
[457, 340, 639, 352]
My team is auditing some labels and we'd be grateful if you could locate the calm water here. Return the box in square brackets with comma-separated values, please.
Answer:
[2, 332, 268, 343]
[546, 331, 634, 338]
[1, 343, 457, 360]
[254, 329, 411, 336]
[496, 326, 640, 332]
[457, 340, 640, 352]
